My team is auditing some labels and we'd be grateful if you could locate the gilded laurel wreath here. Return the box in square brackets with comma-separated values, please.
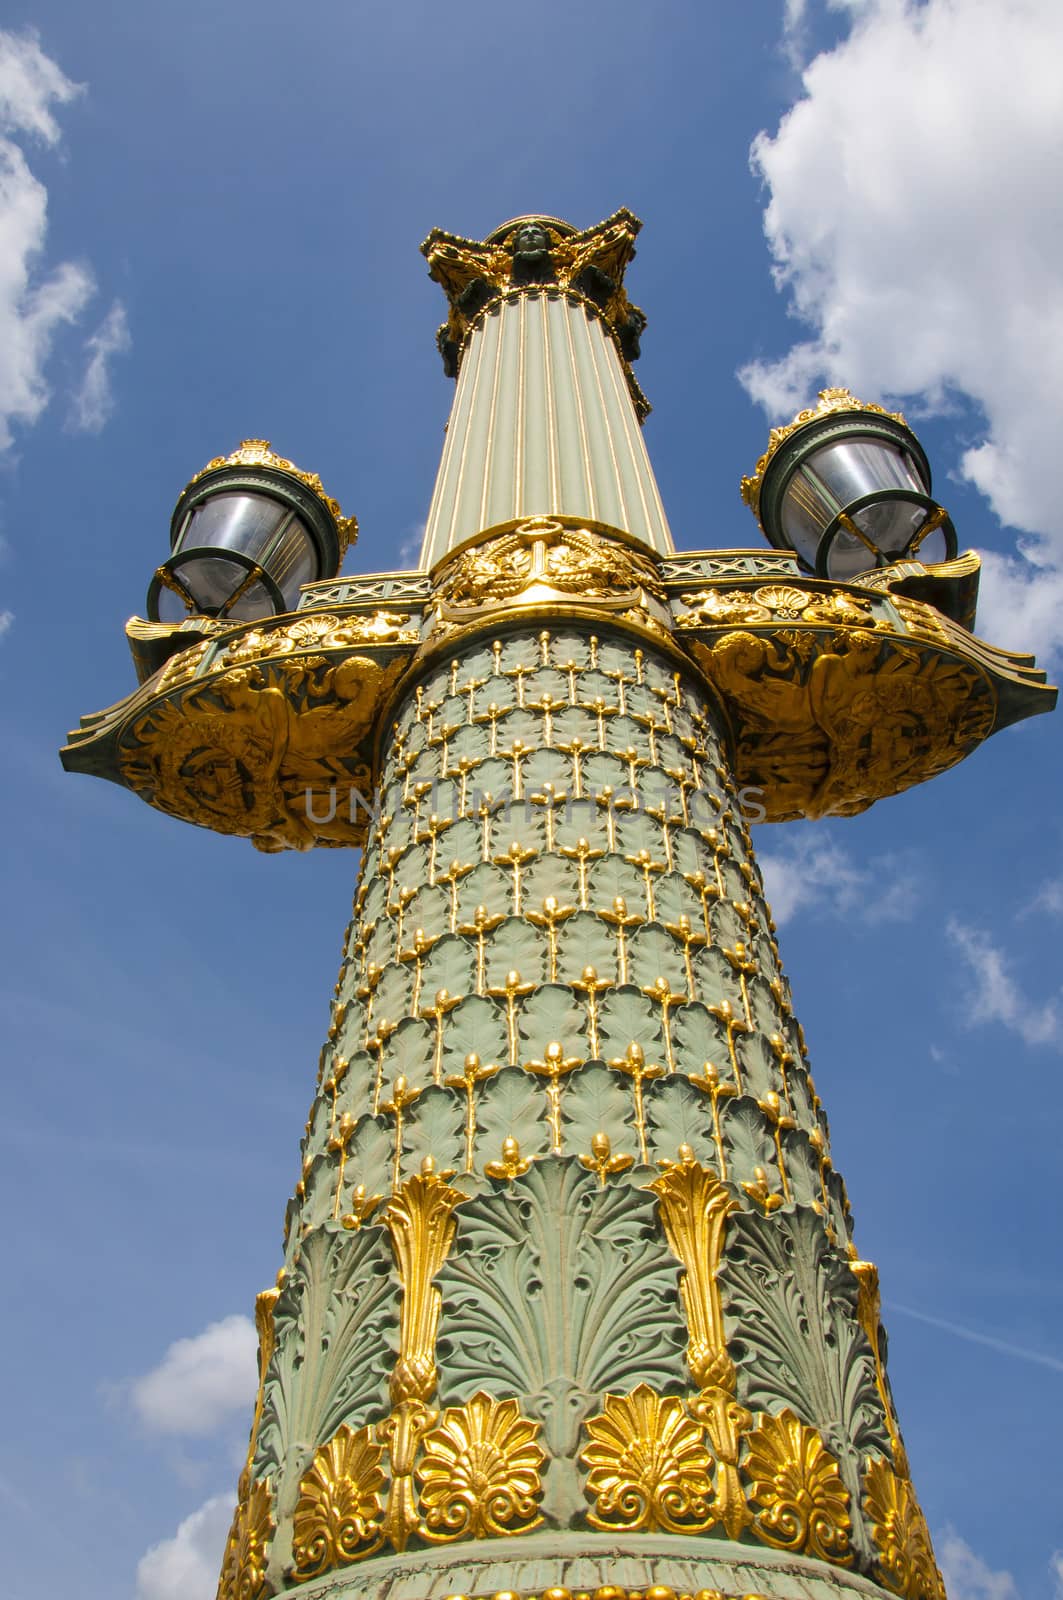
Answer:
[416, 1392, 545, 1539]
[580, 1384, 715, 1534]
[291, 1424, 385, 1577]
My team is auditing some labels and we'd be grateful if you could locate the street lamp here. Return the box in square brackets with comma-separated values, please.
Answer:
[741, 386, 957, 580]
[146, 438, 355, 623]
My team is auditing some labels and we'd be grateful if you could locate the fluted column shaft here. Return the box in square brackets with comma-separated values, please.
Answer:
[421, 293, 673, 570]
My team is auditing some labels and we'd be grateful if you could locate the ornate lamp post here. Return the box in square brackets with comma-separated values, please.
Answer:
[64, 211, 1054, 1600]
[740, 389, 957, 581]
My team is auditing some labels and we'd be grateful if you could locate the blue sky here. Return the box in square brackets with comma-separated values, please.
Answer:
[0, 3, 1060, 1597]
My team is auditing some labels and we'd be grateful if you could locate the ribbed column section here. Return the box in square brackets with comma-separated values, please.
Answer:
[421, 292, 673, 570]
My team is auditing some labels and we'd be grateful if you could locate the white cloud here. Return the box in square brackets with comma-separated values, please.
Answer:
[742, 0, 1063, 662]
[130, 1315, 258, 1436]
[67, 299, 129, 432]
[758, 825, 919, 925]
[136, 1493, 233, 1600]
[0, 609, 11, 639]
[0, 29, 95, 450]
[947, 916, 1059, 1046]
[1034, 879, 1063, 916]
[1052, 1549, 1063, 1600]
[936, 1528, 1019, 1600]
[402, 522, 427, 569]
[974, 540, 1063, 669]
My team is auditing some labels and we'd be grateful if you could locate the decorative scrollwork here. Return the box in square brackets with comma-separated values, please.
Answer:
[436, 519, 663, 618]
[579, 1384, 715, 1534]
[219, 611, 419, 665]
[863, 1456, 946, 1600]
[676, 582, 879, 630]
[416, 1391, 545, 1540]
[216, 1475, 273, 1600]
[291, 1425, 385, 1578]
[742, 1409, 852, 1566]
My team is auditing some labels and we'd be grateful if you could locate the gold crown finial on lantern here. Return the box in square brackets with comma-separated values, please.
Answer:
[190, 439, 358, 554]
[740, 388, 908, 521]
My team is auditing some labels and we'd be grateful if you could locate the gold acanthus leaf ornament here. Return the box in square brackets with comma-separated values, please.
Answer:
[863, 1457, 946, 1600]
[650, 1159, 737, 1395]
[189, 439, 357, 554]
[416, 1392, 545, 1541]
[291, 1425, 386, 1578]
[384, 1168, 464, 1408]
[742, 1410, 852, 1567]
[579, 1384, 716, 1535]
[216, 1476, 273, 1600]
[650, 1158, 750, 1539]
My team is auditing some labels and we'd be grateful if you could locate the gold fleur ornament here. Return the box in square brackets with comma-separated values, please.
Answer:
[863, 1456, 946, 1600]
[291, 1425, 386, 1577]
[580, 1385, 715, 1534]
[742, 1410, 852, 1565]
[417, 1392, 546, 1540]
[216, 1475, 274, 1600]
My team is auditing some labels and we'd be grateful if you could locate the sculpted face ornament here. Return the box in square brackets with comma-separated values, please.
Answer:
[510, 221, 555, 285]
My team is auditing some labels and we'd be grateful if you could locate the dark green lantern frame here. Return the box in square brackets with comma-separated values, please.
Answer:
[756, 408, 958, 579]
[146, 462, 344, 622]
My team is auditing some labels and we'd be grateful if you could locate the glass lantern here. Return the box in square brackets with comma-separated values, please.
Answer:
[742, 390, 957, 581]
[146, 441, 354, 623]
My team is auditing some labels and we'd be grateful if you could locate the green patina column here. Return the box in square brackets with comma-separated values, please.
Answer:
[62, 212, 1056, 1600]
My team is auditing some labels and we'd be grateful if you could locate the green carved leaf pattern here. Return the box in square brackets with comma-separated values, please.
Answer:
[458, 862, 510, 923]
[387, 1017, 435, 1084]
[517, 983, 587, 1058]
[445, 994, 507, 1068]
[476, 1065, 550, 1168]
[485, 917, 546, 989]
[627, 924, 687, 991]
[255, 1221, 397, 1484]
[561, 1062, 636, 1160]
[720, 1095, 780, 1186]
[782, 1127, 822, 1208]
[435, 1158, 686, 1458]
[693, 945, 738, 1010]
[721, 1204, 891, 1563]
[672, 1002, 730, 1081]
[735, 1031, 780, 1104]
[421, 933, 475, 1000]
[524, 852, 580, 906]
[645, 1074, 717, 1169]
[557, 914, 616, 990]
[404, 1083, 466, 1176]
[597, 987, 663, 1062]
[344, 1114, 393, 1200]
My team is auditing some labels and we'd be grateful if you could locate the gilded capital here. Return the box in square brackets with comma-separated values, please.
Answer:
[422, 208, 647, 379]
